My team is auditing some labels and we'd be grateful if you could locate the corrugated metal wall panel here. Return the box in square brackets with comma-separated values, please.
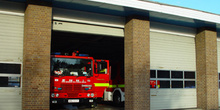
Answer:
[150, 89, 197, 109]
[218, 40, 220, 106]
[0, 88, 22, 110]
[53, 8, 125, 28]
[52, 21, 124, 37]
[150, 31, 196, 71]
[217, 41, 220, 72]
[0, 1, 24, 110]
[0, 14, 24, 62]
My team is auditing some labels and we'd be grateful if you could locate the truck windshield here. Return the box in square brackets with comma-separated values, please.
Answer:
[51, 58, 93, 76]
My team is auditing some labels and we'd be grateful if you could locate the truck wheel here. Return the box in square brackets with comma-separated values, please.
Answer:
[89, 102, 97, 108]
[113, 92, 122, 106]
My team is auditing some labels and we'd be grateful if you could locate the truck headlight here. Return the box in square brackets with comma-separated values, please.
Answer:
[51, 93, 55, 97]
[91, 93, 94, 97]
[56, 93, 59, 97]
[87, 93, 90, 97]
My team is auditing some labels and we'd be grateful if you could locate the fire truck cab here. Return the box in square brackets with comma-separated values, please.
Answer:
[50, 52, 110, 108]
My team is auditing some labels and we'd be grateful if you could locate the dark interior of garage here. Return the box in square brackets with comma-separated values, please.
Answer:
[51, 31, 124, 61]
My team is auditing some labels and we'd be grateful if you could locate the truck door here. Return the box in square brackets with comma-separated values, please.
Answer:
[93, 60, 110, 97]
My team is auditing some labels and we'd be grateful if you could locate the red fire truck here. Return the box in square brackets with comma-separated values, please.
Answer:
[103, 61, 125, 106]
[50, 51, 110, 108]
[103, 62, 159, 106]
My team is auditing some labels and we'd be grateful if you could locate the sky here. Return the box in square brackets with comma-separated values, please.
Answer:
[149, 0, 220, 15]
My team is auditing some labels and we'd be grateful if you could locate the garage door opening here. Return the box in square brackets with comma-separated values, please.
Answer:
[51, 31, 124, 61]
[50, 31, 125, 109]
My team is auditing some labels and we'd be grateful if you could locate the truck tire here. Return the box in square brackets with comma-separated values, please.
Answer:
[113, 91, 122, 106]
[89, 102, 97, 108]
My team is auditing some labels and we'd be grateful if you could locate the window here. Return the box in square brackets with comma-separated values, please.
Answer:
[150, 70, 156, 78]
[172, 81, 183, 88]
[185, 81, 195, 88]
[0, 63, 21, 74]
[219, 73, 220, 80]
[150, 80, 156, 88]
[184, 71, 195, 79]
[158, 80, 170, 88]
[97, 61, 108, 74]
[150, 70, 196, 89]
[218, 73, 220, 88]
[171, 71, 183, 79]
[0, 63, 22, 88]
[0, 77, 20, 87]
[157, 70, 170, 78]
[51, 58, 92, 76]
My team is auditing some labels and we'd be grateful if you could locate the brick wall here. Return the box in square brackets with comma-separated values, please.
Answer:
[22, 1, 52, 110]
[124, 15, 150, 110]
[196, 28, 218, 110]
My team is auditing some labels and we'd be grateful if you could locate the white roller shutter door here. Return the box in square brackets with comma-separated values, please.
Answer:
[150, 31, 196, 70]
[0, 14, 24, 62]
[150, 28, 196, 109]
[0, 1, 24, 110]
[52, 8, 124, 37]
[218, 40, 220, 72]
[217, 40, 220, 106]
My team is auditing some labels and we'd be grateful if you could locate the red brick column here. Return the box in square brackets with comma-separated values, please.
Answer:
[124, 16, 150, 110]
[196, 28, 218, 110]
[22, 1, 52, 110]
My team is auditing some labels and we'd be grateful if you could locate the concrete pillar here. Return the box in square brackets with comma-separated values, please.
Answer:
[196, 28, 218, 110]
[124, 15, 150, 110]
[22, 0, 52, 110]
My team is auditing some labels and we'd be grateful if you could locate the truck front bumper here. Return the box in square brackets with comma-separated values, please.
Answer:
[50, 98, 96, 104]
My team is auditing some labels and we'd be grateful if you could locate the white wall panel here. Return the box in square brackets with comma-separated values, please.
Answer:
[150, 31, 196, 71]
[151, 89, 197, 109]
[0, 88, 22, 110]
[0, 1, 24, 110]
[53, 21, 124, 37]
[218, 40, 220, 72]
[53, 8, 125, 28]
[0, 14, 24, 62]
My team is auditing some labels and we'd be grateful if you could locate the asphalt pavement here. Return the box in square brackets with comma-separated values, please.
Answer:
[51, 103, 124, 110]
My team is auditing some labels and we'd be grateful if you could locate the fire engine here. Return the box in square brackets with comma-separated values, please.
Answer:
[103, 62, 159, 106]
[103, 61, 125, 106]
[50, 51, 110, 108]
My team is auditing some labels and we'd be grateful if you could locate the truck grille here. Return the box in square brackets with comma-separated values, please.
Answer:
[60, 84, 88, 92]
[60, 84, 73, 92]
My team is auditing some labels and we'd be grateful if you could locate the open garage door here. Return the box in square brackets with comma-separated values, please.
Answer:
[52, 8, 124, 60]
[52, 8, 124, 37]
[51, 31, 124, 61]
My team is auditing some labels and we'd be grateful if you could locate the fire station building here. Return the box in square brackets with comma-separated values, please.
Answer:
[0, 0, 220, 110]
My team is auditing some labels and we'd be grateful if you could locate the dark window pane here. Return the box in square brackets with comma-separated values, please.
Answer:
[0, 63, 21, 74]
[185, 81, 195, 88]
[150, 70, 156, 78]
[171, 71, 183, 79]
[97, 61, 107, 74]
[51, 58, 92, 76]
[158, 70, 170, 78]
[0, 77, 8, 87]
[219, 73, 220, 80]
[150, 80, 156, 88]
[172, 81, 183, 88]
[0, 77, 20, 87]
[158, 80, 170, 88]
[184, 71, 195, 79]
